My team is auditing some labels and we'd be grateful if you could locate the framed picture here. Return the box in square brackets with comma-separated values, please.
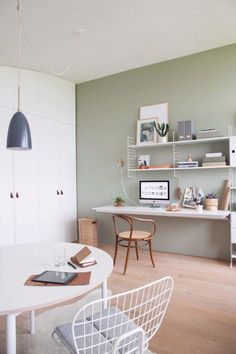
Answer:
[136, 119, 157, 145]
[138, 155, 150, 167]
[183, 186, 204, 208]
[140, 103, 169, 123]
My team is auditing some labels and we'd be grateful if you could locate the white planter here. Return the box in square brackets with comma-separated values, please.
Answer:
[158, 135, 168, 144]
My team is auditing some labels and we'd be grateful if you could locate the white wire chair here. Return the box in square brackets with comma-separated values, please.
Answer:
[52, 276, 173, 354]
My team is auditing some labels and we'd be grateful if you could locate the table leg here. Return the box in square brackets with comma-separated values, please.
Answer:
[101, 278, 108, 309]
[6, 314, 16, 354]
[30, 310, 35, 334]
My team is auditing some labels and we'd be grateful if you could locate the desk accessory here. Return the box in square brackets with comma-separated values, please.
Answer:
[166, 204, 180, 211]
[70, 246, 97, 267]
[178, 120, 196, 141]
[67, 261, 77, 269]
[31, 271, 77, 285]
[25, 272, 91, 286]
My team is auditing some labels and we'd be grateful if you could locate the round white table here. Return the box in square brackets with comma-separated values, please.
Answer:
[0, 242, 113, 354]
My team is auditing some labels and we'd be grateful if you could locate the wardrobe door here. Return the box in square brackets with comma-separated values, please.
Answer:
[14, 114, 39, 244]
[38, 117, 60, 242]
[58, 123, 77, 242]
[0, 107, 15, 245]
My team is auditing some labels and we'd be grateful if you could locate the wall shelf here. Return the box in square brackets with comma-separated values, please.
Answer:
[129, 166, 230, 172]
[128, 136, 229, 149]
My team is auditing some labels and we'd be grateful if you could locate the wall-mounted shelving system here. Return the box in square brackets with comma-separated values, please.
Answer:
[127, 132, 236, 267]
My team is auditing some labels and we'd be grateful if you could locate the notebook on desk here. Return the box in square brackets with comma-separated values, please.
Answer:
[70, 246, 97, 267]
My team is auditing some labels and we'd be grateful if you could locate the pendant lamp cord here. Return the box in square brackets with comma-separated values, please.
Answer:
[19, 2, 82, 77]
[17, 0, 21, 112]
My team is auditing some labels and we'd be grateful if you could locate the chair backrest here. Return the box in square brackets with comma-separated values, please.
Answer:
[72, 276, 173, 354]
[112, 214, 157, 238]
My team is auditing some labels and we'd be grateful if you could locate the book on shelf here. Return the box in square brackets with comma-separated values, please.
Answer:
[202, 156, 226, 163]
[202, 161, 226, 167]
[205, 152, 223, 158]
[177, 161, 198, 168]
[199, 128, 216, 132]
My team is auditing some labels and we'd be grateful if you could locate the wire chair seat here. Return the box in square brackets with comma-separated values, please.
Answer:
[53, 276, 173, 354]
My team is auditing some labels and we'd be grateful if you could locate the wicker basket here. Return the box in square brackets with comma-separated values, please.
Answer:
[78, 218, 98, 246]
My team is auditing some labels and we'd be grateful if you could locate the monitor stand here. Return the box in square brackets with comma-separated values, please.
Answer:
[151, 201, 162, 208]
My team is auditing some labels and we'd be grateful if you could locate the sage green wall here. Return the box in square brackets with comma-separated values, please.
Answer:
[76, 44, 236, 260]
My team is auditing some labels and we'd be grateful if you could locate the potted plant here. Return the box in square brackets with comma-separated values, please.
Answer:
[154, 122, 169, 143]
[205, 193, 218, 211]
[113, 196, 125, 207]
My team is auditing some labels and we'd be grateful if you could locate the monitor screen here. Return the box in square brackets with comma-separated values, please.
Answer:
[139, 180, 170, 205]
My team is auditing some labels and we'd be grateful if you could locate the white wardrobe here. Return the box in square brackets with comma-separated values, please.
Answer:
[0, 67, 76, 246]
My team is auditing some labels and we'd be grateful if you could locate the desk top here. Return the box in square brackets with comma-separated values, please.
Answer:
[0, 243, 113, 315]
[93, 205, 230, 220]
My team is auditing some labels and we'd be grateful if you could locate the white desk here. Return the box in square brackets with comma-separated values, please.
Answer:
[0, 242, 113, 354]
[93, 205, 230, 220]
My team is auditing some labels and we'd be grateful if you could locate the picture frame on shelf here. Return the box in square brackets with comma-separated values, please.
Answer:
[136, 118, 158, 145]
[140, 102, 169, 123]
[138, 155, 150, 168]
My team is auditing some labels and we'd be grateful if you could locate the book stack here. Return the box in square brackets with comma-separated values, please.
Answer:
[202, 152, 226, 167]
[177, 161, 198, 168]
[197, 128, 223, 139]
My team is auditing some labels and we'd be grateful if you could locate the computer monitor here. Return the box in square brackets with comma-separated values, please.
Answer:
[139, 180, 170, 207]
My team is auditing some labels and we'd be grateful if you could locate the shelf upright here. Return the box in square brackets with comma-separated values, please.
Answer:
[127, 137, 136, 178]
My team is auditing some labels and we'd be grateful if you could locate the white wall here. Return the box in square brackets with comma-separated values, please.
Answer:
[0, 66, 76, 245]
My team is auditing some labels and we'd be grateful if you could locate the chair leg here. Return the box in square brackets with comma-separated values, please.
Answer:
[135, 241, 139, 260]
[148, 240, 155, 268]
[123, 239, 132, 275]
[113, 237, 119, 266]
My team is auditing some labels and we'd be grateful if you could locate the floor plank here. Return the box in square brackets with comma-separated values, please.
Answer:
[102, 244, 236, 354]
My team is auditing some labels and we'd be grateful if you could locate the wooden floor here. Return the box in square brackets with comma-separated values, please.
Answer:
[102, 244, 236, 354]
[0, 245, 236, 354]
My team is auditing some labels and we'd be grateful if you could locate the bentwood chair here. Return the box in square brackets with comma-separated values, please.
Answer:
[112, 215, 157, 275]
[52, 276, 174, 354]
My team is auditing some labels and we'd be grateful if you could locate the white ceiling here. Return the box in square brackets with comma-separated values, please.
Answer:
[1, 0, 236, 84]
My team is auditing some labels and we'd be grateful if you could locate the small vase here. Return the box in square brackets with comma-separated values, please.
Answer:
[158, 135, 168, 144]
[195, 204, 203, 211]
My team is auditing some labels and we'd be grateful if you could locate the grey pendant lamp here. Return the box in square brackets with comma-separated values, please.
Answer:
[7, 0, 32, 150]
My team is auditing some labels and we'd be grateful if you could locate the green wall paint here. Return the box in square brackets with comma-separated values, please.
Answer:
[76, 44, 236, 260]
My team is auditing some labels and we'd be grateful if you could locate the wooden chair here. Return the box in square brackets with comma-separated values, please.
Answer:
[52, 276, 174, 354]
[112, 214, 157, 275]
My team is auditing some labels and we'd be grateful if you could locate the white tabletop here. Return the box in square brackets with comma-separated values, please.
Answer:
[0, 243, 113, 315]
[93, 205, 230, 220]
